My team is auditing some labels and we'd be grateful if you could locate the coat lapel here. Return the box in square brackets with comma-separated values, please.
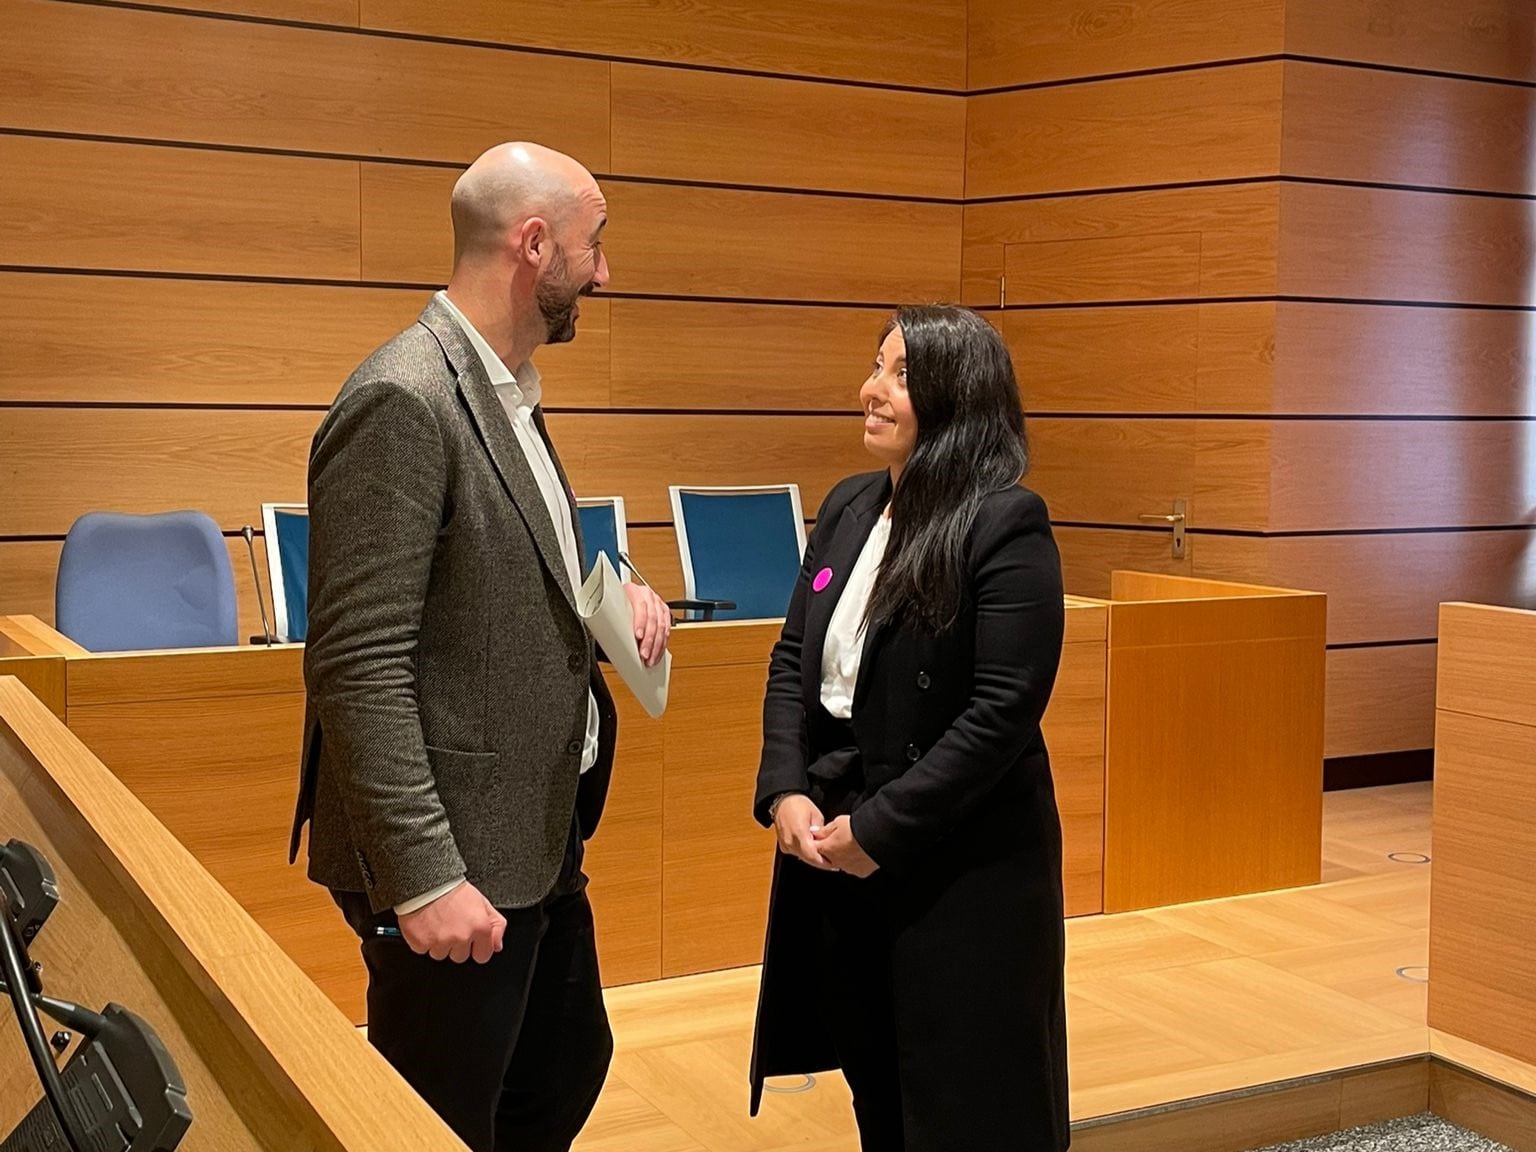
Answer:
[801, 473, 892, 713]
[419, 300, 579, 620]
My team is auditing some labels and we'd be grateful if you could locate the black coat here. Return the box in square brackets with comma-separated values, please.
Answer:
[749, 471, 1070, 1151]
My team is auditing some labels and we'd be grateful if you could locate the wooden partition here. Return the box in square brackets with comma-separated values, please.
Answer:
[1101, 572, 1326, 912]
[0, 676, 467, 1150]
[1429, 602, 1536, 1067]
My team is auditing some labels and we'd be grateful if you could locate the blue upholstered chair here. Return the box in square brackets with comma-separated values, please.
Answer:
[261, 503, 310, 643]
[55, 510, 238, 652]
[669, 485, 807, 622]
[576, 496, 630, 584]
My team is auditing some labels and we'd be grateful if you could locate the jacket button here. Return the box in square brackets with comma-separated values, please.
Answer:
[916, 671, 931, 689]
[567, 739, 583, 756]
[568, 652, 584, 673]
[905, 743, 921, 762]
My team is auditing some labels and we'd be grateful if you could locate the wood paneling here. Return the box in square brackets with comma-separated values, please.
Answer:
[964, 183, 1279, 305]
[363, 163, 964, 301]
[1008, 232, 1205, 305]
[1198, 530, 1536, 645]
[967, 63, 1282, 200]
[0, 0, 610, 167]
[1271, 301, 1536, 417]
[609, 299, 874, 411]
[0, 135, 359, 279]
[1102, 589, 1326, 911]
[1027, 418, 1198, 527]
[1001, 301, 1278, 414]
[0, 273, 608, 407]
[1282, 60, 1536, 196]
[1286, 0, 1536, 84]
[1279, 182, 1536, 307]
[1326, 644, 1437, 758]
[149, 0, 359, 24]
[1, 409, 869, 533]
[360, 0, 967, 90]
[1267, 419, 1536, 531]
[1430, 706, 1536, 1067]
[611, 64, 964, 199]
[1054, 527, 1194, 598]
[969, 0, 1284, 90]
[1437, 601, 1536, 729]
[1429, 1062, 1536, 1152]
[1045, 626, 1107, 917]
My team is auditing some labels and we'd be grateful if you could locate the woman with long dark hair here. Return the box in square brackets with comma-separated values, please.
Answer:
[749, 305, 1069, 1150]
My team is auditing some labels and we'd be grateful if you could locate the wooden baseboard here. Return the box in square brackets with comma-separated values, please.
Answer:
[1324, 748, 1434, 791]
[1073, 1054, 1536, 1152]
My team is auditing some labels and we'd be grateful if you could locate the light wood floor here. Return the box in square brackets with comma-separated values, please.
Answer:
[574, 783, 1437, 1151]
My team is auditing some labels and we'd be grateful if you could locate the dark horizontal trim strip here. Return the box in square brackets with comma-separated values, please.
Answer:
[981, 295, 1536, 314]
[1051, 520, 1536, 538]
[0, 127, 961, 206]
[969, 172, 1533, 206]
[968, 54, 1285, 97]
[1328, 637, 1437, 651]
[57, 0, 967, 96]
[0, 267, 905, 308]
[0, 401, 864, 417]
[2, 527, 266, 544]
[1324, 749, 1433, 792]
[546, 407, 860, 418]
[1030, 412, 1536, 423]
[1289, 53, 1536, 93]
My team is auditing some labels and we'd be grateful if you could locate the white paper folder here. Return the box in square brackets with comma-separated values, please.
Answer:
[578, 552, 671, 718]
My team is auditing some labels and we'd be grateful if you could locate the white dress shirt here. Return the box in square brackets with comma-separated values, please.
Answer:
[397, 293, 600, 915]
[820, 513, 891, 720]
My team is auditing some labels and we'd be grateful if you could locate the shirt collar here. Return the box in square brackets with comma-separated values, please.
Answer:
[435, 291, 542, 412]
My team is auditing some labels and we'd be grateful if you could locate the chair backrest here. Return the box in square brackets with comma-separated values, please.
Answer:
[669, 485, 807, 621]
[261, 504, 310, 643]
[55, 511, 238, 652]
[576, 497, 630, 584]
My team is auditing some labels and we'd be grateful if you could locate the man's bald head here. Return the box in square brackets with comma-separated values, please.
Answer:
[450, 142, 599, 268]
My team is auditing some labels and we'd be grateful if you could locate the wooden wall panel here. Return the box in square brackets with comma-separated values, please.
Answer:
[1282, 60, 1536, 196]
[1326, 644, 1437, 757]
[608, 299, 874, 411]
[1267, 420, 1536, 532]
[147, 0, 359, 24]
[1053, 527, 1193, 598]
[1271, 301, 1536, 418]
[969, 0, 1284, 90]
[1278, 183, 1536, 307]
[964, 183, 1280, 305]
[1, 409, 868, 533]
[363, 163, 964, 301]
[611, 64, 964, 199]
[1027, 418, 1197, 527]
[1437, 601, 1536, 730]
[1286, 0, 1536, 84]
[967, 63, 1282, 199]
[1197, 531, 1536, 646]
[0, 0, 611, 167]
[360, 0, 967, 89]
[0, 135, 359, 279]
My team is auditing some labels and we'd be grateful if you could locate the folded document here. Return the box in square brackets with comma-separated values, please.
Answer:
[578, 552, 671, 718]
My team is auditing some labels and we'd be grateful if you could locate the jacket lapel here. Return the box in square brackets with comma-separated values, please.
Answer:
[801, 473, 892, 713]
[419, 300, 579, 620]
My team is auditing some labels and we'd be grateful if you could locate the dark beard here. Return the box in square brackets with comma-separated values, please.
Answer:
[536, 245, 585, 345]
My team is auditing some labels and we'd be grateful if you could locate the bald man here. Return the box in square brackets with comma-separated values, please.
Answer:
[291, 142, 671, 1151]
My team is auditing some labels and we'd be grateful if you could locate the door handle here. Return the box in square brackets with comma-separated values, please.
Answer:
[1138, 500, 1187, 559]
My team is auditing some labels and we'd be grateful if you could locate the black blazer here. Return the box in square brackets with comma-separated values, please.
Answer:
[753, 470, 1065, 872]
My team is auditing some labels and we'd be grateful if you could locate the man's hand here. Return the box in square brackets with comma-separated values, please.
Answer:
[813, 816, 879, 878]
[773, 794, 835, 871]
[623, 583, 673, 667]
[397, 881, 507, 963]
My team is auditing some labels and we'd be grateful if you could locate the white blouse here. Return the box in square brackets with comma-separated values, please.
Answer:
[819, 513, 892, 719]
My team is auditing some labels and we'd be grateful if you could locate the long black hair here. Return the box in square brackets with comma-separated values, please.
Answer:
[866, 305, 1029, 634]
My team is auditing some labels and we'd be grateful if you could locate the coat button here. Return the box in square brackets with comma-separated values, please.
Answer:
[905, 743, 921, 762]
[568, 652, 584, 673]
[916, 672, 931, 690]
[567, 739, 584, 756]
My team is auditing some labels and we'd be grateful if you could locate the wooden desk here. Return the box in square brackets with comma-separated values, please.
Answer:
[0, 676, 467, 1150]
[1429, 602, 1536, 1066]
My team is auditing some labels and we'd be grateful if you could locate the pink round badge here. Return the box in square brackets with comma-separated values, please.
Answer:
[812, 568, 834, 592]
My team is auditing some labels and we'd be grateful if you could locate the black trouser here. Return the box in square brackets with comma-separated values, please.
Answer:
[334, 825, 613, 1152]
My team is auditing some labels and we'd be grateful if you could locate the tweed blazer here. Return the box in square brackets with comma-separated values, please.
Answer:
[290, 297, 617, 913]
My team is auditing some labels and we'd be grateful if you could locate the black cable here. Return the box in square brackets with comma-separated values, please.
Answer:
[0, 886, 87, 1152]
